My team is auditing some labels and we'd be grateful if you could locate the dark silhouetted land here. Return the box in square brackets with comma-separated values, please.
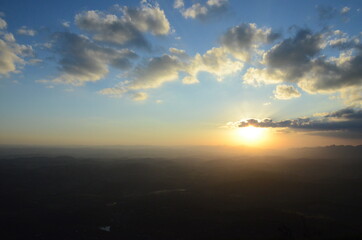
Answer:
[1, 145, 362, 239]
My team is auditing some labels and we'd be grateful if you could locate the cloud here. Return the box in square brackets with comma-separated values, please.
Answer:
[175, 0, 229, 21]
[17, 26, 36, 36]
[242, 28, 362, 104]
[297, 50, 362, 93]
[61, 21, 70, 28]
[220, 23, 280, 61]
[100, 46, 244, 99]
[241, 28, 324, 85]
[340, 87, 362, 107]
[243, 67, 286, 86]
[0, 39, 23, 75]
[122, 2, 170, 35]
[341, 6, 351, 15]
[0, 18, 34, 76]
[99, 54, 183, 99]
[185, 47, 243, 82]
[98, 82, 128, 98]
[273, 85, 301, 100]
[127, 54, 183, 89]
[263, 29, 323, 81]
[173, 0, 184, 9]
[132, 92, 148, 101]
[232, 108, 362, 138]
[316, 5, 337, 21]
[75, 1, 170, 48]
[316, 5, 351, 22]
[169, 47, 188, 59]
[4, 33, 15, 42]
[37, 32, 137, 86]
[0, 17, 7, 29]
[49, 20, 250, 96]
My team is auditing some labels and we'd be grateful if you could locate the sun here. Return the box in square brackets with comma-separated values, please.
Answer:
[236, 126, 267, 146]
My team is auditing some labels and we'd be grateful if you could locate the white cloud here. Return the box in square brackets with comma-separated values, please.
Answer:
[182, 75, 199, 84]
[4, 33, 15, 42]
[340, 87, 362, 107]
[185, 47, 243, 82]
[176, 0, 229, 21]
[99, 54, 183, 99]
[0, 18, 34, 76]
[132, 92, 148, 101]
[61, 21, 70, 27]
[17, 26, 36, 36]
[173, 0, 184, 9]
[0, 39, 23, 75]
[273, 85, 301, 100]
[169, 47, 187, 57]
[99, 46, 244, 99]
[243, 67, 284, 86]
[99, 82, 128, 97]
[182, 3, 208, 19]
[341, 6, 350, 14]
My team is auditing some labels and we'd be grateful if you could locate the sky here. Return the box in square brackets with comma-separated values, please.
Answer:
[0, 0, 362, 148]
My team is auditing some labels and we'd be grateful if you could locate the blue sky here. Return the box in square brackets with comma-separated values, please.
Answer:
[0, 0, 362, 147]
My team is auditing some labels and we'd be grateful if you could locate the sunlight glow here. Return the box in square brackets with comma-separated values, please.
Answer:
[236, 126, 267, 146]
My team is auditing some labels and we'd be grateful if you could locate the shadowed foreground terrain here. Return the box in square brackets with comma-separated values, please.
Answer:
[1, 146, 362, 239]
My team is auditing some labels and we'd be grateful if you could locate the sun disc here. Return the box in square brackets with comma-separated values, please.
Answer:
[236, 126, 266, 145]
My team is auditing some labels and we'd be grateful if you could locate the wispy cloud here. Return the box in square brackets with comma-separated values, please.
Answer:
[174, 0, 229, 21]
[17, 26, 36, 36]
[99, 47, 244, 99]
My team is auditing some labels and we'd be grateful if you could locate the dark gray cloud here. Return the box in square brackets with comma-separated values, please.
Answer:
[37, 32, 137, 86]
[264, 28, 323, 80]
[300, 53, 362, 92]
[220, 23, 280, 61]
[128, 54, 183, 89]
[325, 108, 362, 119]
[75, 2, 170, 48]
[236, 108, 362, 138]
[76, 11, 148, 48]
[243, 27, 362, 106]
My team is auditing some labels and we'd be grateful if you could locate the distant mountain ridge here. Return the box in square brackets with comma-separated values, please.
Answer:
[287, 145, 362, 159]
